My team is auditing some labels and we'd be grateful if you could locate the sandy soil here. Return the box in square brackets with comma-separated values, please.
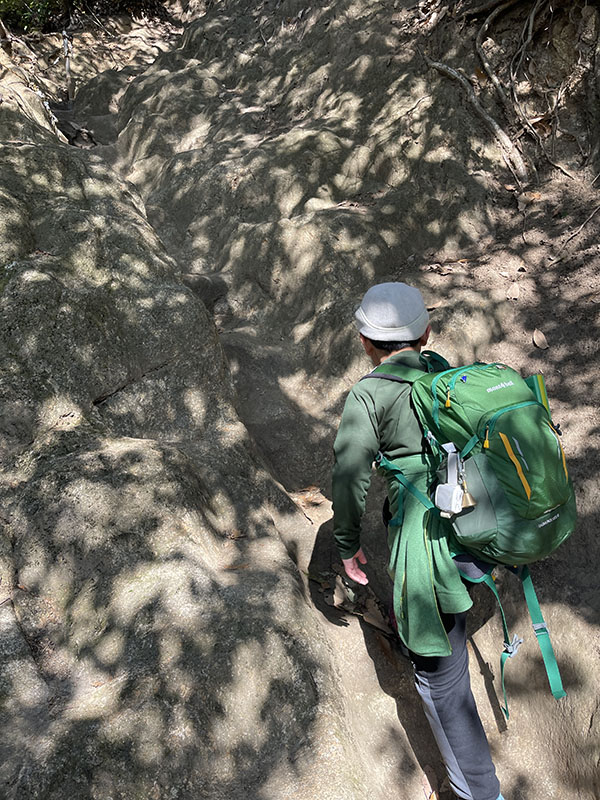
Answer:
[2, 1, 599, 798]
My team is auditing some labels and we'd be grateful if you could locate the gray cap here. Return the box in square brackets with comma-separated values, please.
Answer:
[354, 282, 429, 341]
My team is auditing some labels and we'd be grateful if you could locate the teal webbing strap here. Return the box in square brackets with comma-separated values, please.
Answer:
[460, 433, 480, 459]
[466, 566, 566, 719]
[420, 350, 451, 373]
[453, 559, 518, 718]
[376, 453, 437, 512]
[519, 565, 567, 701]
[479, 573, 522, 720]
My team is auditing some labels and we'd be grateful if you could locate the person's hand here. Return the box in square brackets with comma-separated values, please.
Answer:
[341, 548, 368, 585]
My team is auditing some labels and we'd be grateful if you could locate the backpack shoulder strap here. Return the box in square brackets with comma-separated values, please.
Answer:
[420, 350, 451, 373]
[360, 349, 450, 385]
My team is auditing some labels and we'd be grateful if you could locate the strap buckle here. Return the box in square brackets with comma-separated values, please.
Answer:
[503, 633, 523, 658]
[532, 621, 549, 637]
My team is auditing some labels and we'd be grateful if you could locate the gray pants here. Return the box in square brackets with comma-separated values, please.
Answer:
[409, 612, 501, 800]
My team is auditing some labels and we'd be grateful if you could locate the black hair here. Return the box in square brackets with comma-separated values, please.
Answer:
[365, 337, 421, 353]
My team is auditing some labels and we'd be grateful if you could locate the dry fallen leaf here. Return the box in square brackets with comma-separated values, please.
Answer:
[226, 529, 246, 540]
[507, 283, 520, 301]
[362, 597, 395, 634]
[533, 328, 549, 349]
[424, 263, 454, 275]
[516, 190, 542, 212]
[333, 575, 348, 607]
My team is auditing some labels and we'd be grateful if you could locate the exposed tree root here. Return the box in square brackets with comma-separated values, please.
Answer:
[510, 0, 546, 87]
[508, 0, 549, 138]
[550, 203, 600, 263]
[422, 51, 529, 184]
[508, 0, 577, 179]
[471, 0, 577, 180]
[475, 0, 521, 115]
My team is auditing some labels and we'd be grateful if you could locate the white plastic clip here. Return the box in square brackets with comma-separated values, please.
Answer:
[503, 633, 524, 658]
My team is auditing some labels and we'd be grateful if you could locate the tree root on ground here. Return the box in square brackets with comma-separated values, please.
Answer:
[471, 0, 577, 180]
[550, 203, 600, 264]
[509, 0, 578, 178]
[421, 50, 529, 184]
[475, 0, 521, 116]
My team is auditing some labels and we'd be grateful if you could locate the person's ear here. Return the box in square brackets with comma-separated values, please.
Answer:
[359, 333, 374, 356]
[419, 325, 431, 347]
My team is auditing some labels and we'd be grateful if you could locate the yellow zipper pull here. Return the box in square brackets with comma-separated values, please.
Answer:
[483, 426, 490, 448]
[445, 389, 451, 408]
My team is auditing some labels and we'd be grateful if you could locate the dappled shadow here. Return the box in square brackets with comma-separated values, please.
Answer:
[0, 426, 346, 798]
[1, 0, 600, 798]
[308, 515, 447, 793]
[0, 110, 358, 799]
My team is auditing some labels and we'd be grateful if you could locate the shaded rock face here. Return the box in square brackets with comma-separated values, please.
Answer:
[3, 437, 358, 800]
[1, 1, 600, 799]
[0, 36, 362, 800]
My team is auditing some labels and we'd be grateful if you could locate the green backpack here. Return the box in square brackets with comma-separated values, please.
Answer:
[368, 351, 576, 717]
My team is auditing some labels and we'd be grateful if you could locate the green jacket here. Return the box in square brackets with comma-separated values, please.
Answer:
[332, 350, 472, 656]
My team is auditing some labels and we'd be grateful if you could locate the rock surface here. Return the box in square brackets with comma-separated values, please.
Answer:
[1, 1, 600, 798]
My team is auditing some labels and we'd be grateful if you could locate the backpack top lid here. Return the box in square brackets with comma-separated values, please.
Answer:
[370, 357, 537, 449]
[410, 361, 536, 450]
[372, 357, 573, 525]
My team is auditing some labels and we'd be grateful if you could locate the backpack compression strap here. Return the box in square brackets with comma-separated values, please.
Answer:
[457, 563, 566, 719]
[465, 569, 523, 720]
[519, 565, 567, 702]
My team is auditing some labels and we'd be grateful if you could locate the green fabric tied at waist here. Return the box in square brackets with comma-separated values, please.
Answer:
[380, 452, 473, 657]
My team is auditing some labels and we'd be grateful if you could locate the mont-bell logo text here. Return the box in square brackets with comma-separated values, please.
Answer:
[486, 380, 515, 393]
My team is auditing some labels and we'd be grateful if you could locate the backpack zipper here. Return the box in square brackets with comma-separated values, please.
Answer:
[545, 420, 569, 480]
[481, 400, 541, 443]
[431, 366, 469, 424]
[480, 401, 543, 500]
[431, 363, 498, 425]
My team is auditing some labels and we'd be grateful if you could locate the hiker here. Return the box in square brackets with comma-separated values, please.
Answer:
[332, 282, 504, 800]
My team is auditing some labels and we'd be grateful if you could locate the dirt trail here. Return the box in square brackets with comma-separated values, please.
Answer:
[1, 1, 600, 798]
